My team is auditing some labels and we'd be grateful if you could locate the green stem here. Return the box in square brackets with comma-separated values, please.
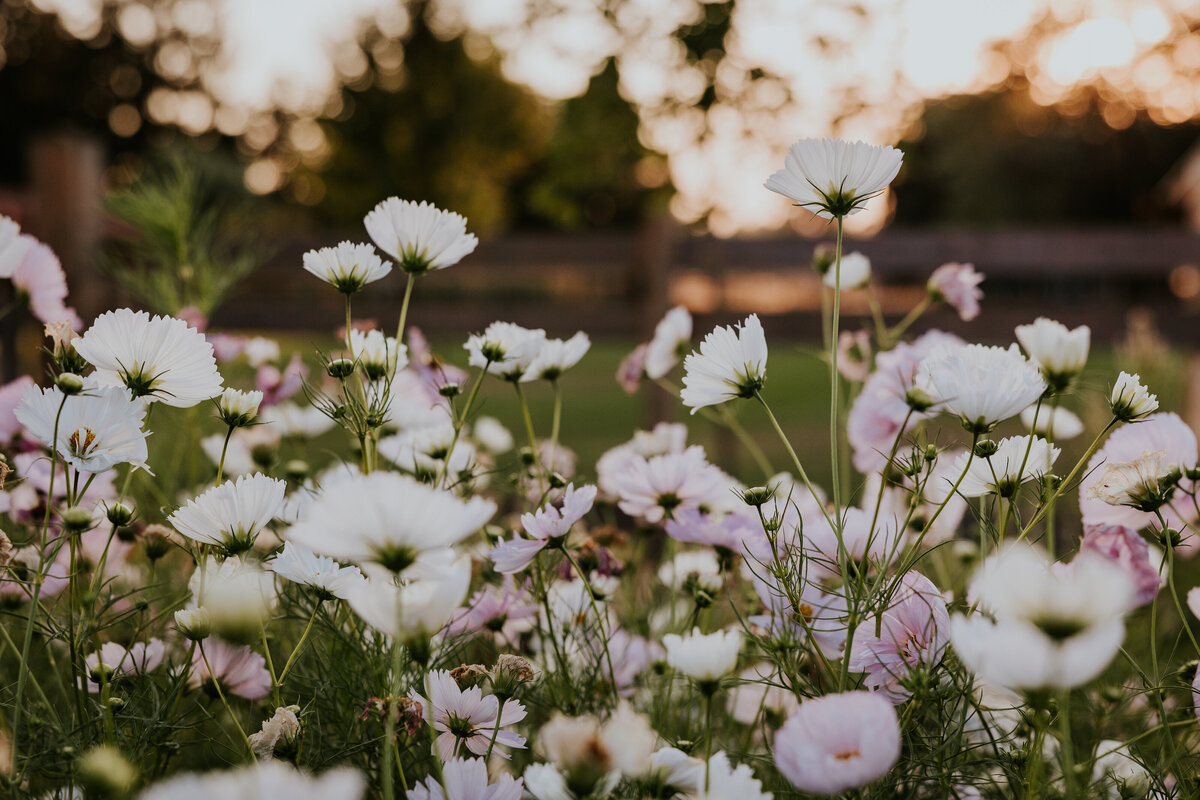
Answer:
[198, 642, 256, 760]
[754, 392, 836, 532]
[484, 696, 507, 762]
[1059, 690, 1077, 799]
[1018, 418, 1117, 540]
[548, 380, 563, 477]
[562, 549, 621, 706]
[434, 365, 488, 488]
[395, 274, 416, 347]
[829, 216, 844, 517]
[885, 294, 933, 348]
[215, 424, 234, 485]
[278, 602, 322, 684]
[261, 627, 282, 708]
[514, 382, 543, 483]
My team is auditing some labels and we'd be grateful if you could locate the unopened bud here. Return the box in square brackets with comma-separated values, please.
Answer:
[60, 506, 95, 534]
[904, 386, 935, 412]
[438, 383, 461, 398]
[284, 460, 310, 481]
[105, 501, 135, 528]
[55, 373, 85, 395]
[740, 486, 773, 507]
[491, 654, 537, 700]
[175, 607, 211, 641]
[326, 358, 355, 379]
[1159, 527, 1183, 549]
[973, 439, 999, 459]
[547, 472, 567, 489]
[77, 745, 136, 799]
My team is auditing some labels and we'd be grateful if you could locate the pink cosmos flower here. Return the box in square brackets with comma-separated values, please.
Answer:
[85, 638, 165, 693]
[837, 329, 872, 382]
[447, 577, 540, 644]
[490, 483, 597, 574]
[2, 541, 70, 601]
[176, 305, 208, 332]
[611, 446, 730, 524]
[665, 507, 767, 555]
[804, 507, 902, 577]
[411, 669, 527, 761]
[848, 571, 949, 703]
[1079, 413, 1198, 546]
[207, 333, 247, 363]
[774, 691, 902, 795]
[0, 376, 35, 441]
[256, 353, 308, 407]
[410, 757, 523, 800]
[191, 638, 272, 701]
[616, 343, 649, 394]
[928, 262, 984, 321]
[1080, 523, 1164, 608]
[847, 330, 963, 474]
[596, 422, 689, 498]
[608, 628, 665, 696]
[11, 238, 78, 326]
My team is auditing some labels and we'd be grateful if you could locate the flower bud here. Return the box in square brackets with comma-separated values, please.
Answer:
[175, 607, 211, 641]
[60, 505, 95, 534]
[547, 472, 567, 490]
[973, 439, 999, 459]
[740, 486, 774, 507]
[905, 386, 935, 412]
[55, 372, 85, 395]
[105, 501, 135, 528]
[924, 444, 939, 463]
[217, 388, 263, 428]
[326, 358, 355, 379]
[1159, 527, 1183, 549]
[142, 524, 173, 562]
[491, 654, 537, 701]
[438, 383, 461, 398]
[77, 745, 137, 799]
[284, 459, 310, 481]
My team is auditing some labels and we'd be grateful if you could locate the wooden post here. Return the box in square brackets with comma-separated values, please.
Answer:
[28, 130, 108, 325]
[632, 215, 677, 427]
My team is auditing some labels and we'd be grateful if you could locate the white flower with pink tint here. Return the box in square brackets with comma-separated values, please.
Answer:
[411, 669, 527, 761]
[803, 507, 902, 577]
[364, 198, 477, 274]
[15, 383, 150, 474]
[11, 238, 77, 326]
[596, 422, 689, 498]
[1079, 413, 1197, 537]
[663, 627, 741, 684]
[681, 314, 767, 413]
[774, 691, 901, 795]
[0, 215, 32, 277]
[927, 262, 984, 321]
[726, 663, 800, 726]
[410, 757, 523, 800]
[190, 638, 272, 700]
[665, 507, 766, 556]
[953, 435, 1060, 499]
[611, 446, 730, 524]
[490, 483, 596, 574]
[1081, 524, 1163, 609]
[644, 305, 692, 379]
[848, 571, 949, 703]
[85, 639, 164, 693]
[1021, 404, 1084, 440]
[765, 138, 903, 219]
[616, 342, 649, 395]
[837, 329, 872, 382]
[0, 376, 35, 441]
[447, 577, 539, 645]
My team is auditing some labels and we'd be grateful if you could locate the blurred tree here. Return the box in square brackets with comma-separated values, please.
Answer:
[895, 78, 1200, 226]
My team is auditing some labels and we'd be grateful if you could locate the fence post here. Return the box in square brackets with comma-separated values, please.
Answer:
[633, 215, 677, 427]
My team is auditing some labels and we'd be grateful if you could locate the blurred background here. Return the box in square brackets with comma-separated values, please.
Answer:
[3, 0, 1200, 469]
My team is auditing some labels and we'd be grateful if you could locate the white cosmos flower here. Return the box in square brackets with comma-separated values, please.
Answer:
[216, 388, 263, 428]
[260, 403, 336, 439]
[1110, 372, 1158, 421]
[0, 215, 32, 278]
[954, 436, 1060, 498]
[1020, 405, 1084, 440]
[472, 416, 513, 453]
[528, 331, 590, 381]
[1015, 318, 1090, 390]
[917, 343, 1045, 432]
[242, 336, 281, 368]
[645, 306, 693, 379]
[269, 542, 365, 600]
[363, 198, 478, 275]
[658, 549, 722, 593]
[15, 383, 149, 473]
[464, 322, 547, 382]
[138, 760, 364, 800]
[348, 329, 407, 381]
[1085, 450, 1173, 511]
[764, 137, 903, 219]
[823, 251, 871, 289]
[74, 309, 223, 407]
[681, 314, 767, 413]
[285, 472, 495, 573]
[950, 544, 1134, 690]
[168, 473, 287, 555]
[377, 422, 476, 479]
[663, 627, 741, 683]
[302, 241, 391, 294]
[189, 556, 276, 644]
[344, 552, 471, 640]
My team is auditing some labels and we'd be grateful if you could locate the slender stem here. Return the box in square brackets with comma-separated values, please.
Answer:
[1018, 418, 1117, 540]
[829, 216, 845, 517]
[548, 380, 563, 477]
[434, 365, 488, 488]
[1059, 689, 1077, 799]
[885, 295, 933, 348]
[484, 697, 507, 762]
[562, 548, 621, 706]
[754, 392, 836, 532]
[278, 602, 322, 684]
[261, 626, 282, 708]
[383, 590, 405, 800]
[198, 642, 256, 760]
[395, 274, 416, 347]
[716, 404, 774, 480]
[215, 424, 234, 485]
[514, 382, 543, 483]
[703, 689, 715, 791]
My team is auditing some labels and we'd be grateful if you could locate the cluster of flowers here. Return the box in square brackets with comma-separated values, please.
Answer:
[0, 138, 1197, 800]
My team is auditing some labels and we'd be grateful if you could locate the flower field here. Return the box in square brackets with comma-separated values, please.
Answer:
[1, 139, 1198, 799]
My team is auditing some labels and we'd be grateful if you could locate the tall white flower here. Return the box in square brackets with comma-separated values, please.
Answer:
[286, 472, 495, 573]
[950, 544, 1135, 690]
[348, 328, 407, 381]
[363, 198, 478, 274]
[301, 241, 392, 294]
[764, 138, 903, 219]
[344, 552, 471, 642]
[1015, 318, 1090, 391]
[681, 314, 767, 413]
[189, 556, 277, 644]
[169, 473, 287, 555]
[663, 627, 741, 685]
[1110, 372, 1158, 421]
[528, 332, 590, 381]
[15, 383, 149, 473]
[823, 251, 871, 289]
[139, 761, 364, 800]
[917, 343, 1045, 433]
[216, 388, 263, 428]
[0, 215, 32, 278]
[645, 306, 693, 379]
[74, 309, 223, 407]
[954, 436, 1061, 498]
[464, 322, 547, 382]
[269, 542, 366, 600]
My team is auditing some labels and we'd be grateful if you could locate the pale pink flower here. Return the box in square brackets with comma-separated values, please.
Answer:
[1080, 524, 1164, 608]
[616, 343, 648, 394]
[447, 577, 539, 644]
[0, 376, 35, 441]
[611, 446, 730, 524]
[665, 507, 766, 555]
[774, 691, 901, 795]
[847, 330, 963, 473]
[2, 543, 70, 601]
[191, 638, 272, 700]
[804, 507, 901, 577]
[85, 639, 164, 693]
[490, 483, 597, 574]
[928, 262, 984, 322]
[256, 353, 308, 407]
[1079, 413, 1197, 542]
[208, 333, 246, 362]
[11, 238, 77, 325]
[411, 669, 527, 761]
[596, 422, 689, 498]
[411, 757, 523, 800]
[176, 305, 208, 332]
[608, 628, 665, 696]
[848, 572, 949, 703]
[837, 330, 872, 382]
